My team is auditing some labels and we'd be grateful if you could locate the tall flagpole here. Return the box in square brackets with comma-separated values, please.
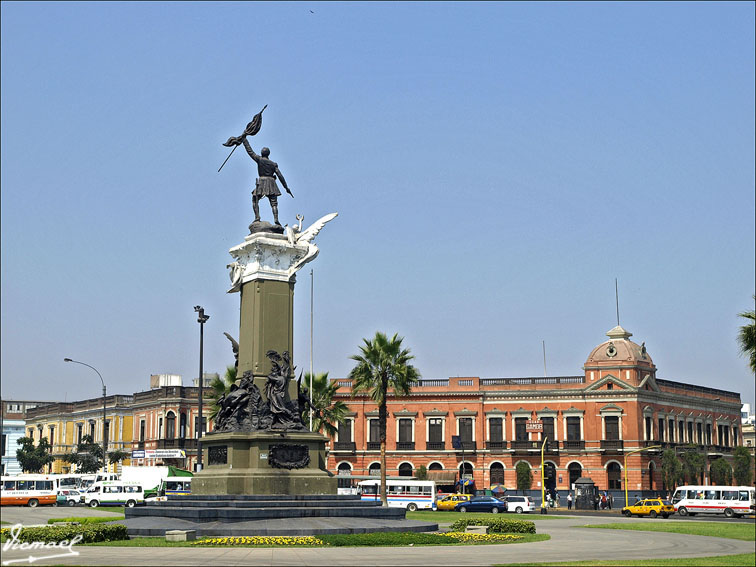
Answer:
[615, 278, 620, 326]
[309, 269, 314, 430]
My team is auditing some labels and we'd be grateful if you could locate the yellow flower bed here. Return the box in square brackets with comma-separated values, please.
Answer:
[191, 535, 325, 546]
[440, 532, 524, 542]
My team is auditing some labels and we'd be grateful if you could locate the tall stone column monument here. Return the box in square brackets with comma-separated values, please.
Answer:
[193, 108, 338, 495]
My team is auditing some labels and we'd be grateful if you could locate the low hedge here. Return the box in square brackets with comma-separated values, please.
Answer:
[449, 518, 536, 534]
[0, 523, 128, 544]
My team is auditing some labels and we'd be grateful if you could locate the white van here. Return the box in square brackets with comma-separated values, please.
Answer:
[81, 481, 144, 508]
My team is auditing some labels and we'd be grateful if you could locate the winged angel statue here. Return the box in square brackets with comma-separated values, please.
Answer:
[226, 212, 338, 292]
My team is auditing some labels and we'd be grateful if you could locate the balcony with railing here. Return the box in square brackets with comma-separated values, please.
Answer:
[426, 441, 445, 450]
[561, 440, 585, 451]
[367, 441, 381, 451]
[395, 442, 415, 451]
[600, 439, 624, 452]
[454, 441, 476, 453]
[332, 442, 356, 453]
[485, 440, 508, 453]
[157, 438, 197, 450]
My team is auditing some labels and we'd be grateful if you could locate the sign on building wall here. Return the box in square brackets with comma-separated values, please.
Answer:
[525, 420, 543, 432]
[131, 449, 186, 459]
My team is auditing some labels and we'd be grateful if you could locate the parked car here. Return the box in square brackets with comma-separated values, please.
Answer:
[454, 496, 508, 513]
[437, 494, 472, 511]
[56, 489, 81, 507]
[504, 495, 536, 513]
[622, 498, 675, 518]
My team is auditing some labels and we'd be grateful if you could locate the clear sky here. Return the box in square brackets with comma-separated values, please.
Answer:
[2, 2, 754, 407]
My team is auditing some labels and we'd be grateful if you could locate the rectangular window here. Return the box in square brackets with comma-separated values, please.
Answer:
[90, 422, 96, 439]
[733, 427, 738, 444]
[489, 418, 503, 442]
[35, 481, 53, 491]
[459, 418, 473, 443]
[679, 421, 684, 442]
[542, 417, 555, 443]
[605, 416, 620, 440]
[139, 420, 145, 442]
[705, 490, 720, 500]
[658, 418, 664, 442]
[77, 424, 83, 445]
[515, 418, 528, 441]
[687, 422, 694, 443]
[566, 417, 581, 441]
[696, 423, 703, 444]
[338, 419, 352, 443]
[1, 434, 6, 457]
[722, 490, 738, 500]
[706, 424, 712, 445]
[724, 427, 730, 446]
[668, 419, 675, 442]
[49, 426, 55, 446]
[369, 419, 380, 443]
[398, 419, 412, 443]
[645, 416, 653, 441]
[428, 419, 443, 443]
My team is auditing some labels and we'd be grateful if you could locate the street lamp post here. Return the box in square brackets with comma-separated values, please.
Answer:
[63, 358, 107, 473]
[624, 445, 661, 507]
[194, 306, 210, 471]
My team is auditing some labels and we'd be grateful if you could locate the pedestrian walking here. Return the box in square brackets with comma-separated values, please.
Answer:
[608, 493, 613, 509]
[567, 493, 573, 510]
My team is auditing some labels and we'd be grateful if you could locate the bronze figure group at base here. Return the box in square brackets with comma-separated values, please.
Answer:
[213, 350, 309, 433]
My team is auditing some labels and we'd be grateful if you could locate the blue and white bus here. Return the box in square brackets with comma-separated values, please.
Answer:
[358, 479, 437, 511]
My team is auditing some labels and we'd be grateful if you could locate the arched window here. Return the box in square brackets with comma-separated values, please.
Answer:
[607, 462, 622, 490]
[648, 462, 655, 491]
[337, 462, 352, 489]
[398, 462, 413, 477]
[459, 462, 473, 478]
[490, 462, 504, 485]
[165, 412, 176, 440]
[568, 462, 583, 487]
[428, 462, 443, 470]
[368, 462, 381, 477]
[179, 413, 187, 438]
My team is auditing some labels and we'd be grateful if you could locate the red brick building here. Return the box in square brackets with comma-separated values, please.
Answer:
[327, 326, 743, 494]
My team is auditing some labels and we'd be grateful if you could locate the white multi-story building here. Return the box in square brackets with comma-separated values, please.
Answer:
[1, 399, 52, 475]
[741, 403, 755, 426]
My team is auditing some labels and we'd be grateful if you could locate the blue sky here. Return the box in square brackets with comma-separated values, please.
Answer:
[2, 2, 754, 406]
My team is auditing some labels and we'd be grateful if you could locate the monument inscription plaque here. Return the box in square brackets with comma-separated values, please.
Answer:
[268, 444, 310, 469]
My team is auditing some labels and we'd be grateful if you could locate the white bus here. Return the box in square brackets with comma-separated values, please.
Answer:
[672, 485, 755, 518]
[358, 479, 437, 511]
[80, 480, 144, 508]
[1, 475, 58, 507]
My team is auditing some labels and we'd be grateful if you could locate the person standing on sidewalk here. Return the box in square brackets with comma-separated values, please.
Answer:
[567, 493, 573, 510]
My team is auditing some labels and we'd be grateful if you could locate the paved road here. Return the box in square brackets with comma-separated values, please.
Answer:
[2, 513, 754, 566]
[1, 506, 122, 526]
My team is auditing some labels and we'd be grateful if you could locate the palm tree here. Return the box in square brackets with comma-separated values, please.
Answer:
[349, 332, 419, 506]
[208, 365, 237, 421]
[737, 296, 755, 373]
[302, 372, 349, 437]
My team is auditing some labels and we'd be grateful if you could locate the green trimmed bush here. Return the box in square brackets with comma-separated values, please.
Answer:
[449, 517, 536, 534]
[0, 523, 128, 544]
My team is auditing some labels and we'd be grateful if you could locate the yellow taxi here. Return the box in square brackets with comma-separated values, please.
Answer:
[622, 498, 675, 518]
[436, 493, 472, 511]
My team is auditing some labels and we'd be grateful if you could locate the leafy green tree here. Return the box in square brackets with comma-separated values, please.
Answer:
[349, 332, 420, 506]
[732, 446, 754, 486]
[62, 434, 105, 473]
[661, 449, 682, 490]
[208, 365, 237, 421]
[301, 372, 348, 437]
[516, 461, 533, 494]
[737, 296, 756, 373]
[415, 464, 428, 480]
[107, 449, 130, 465]
[679, 446, 705, 484]
[16, 436, 54, 473]
[710, 457, 733, 485]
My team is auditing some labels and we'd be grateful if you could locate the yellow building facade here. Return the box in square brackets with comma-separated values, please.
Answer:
[24, 395, 134, 474]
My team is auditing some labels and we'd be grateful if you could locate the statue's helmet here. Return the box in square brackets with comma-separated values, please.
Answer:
[261, 147, 270, 157]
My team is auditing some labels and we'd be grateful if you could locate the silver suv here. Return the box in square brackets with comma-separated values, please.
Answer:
[505, 495, 536, 513]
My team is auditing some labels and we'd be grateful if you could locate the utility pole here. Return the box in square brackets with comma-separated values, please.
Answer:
[194, 306, 209, 471]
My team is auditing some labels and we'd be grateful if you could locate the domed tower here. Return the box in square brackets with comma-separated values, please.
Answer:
[584, 325, 657, 388]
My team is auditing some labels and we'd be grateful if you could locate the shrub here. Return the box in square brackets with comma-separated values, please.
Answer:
[1, 523, 128, 544]
[449, 518, 536, 534]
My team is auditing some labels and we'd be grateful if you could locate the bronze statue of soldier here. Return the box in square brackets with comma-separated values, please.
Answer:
[230, 138, 293, 226]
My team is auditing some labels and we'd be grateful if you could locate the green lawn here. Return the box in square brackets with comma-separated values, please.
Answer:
[501, 553, 755, 566]
[580, 521, 756, 542]
[86, 532, 550, 547]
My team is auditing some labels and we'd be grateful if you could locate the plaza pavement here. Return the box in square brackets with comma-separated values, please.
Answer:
[2, 513, 754, 566]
